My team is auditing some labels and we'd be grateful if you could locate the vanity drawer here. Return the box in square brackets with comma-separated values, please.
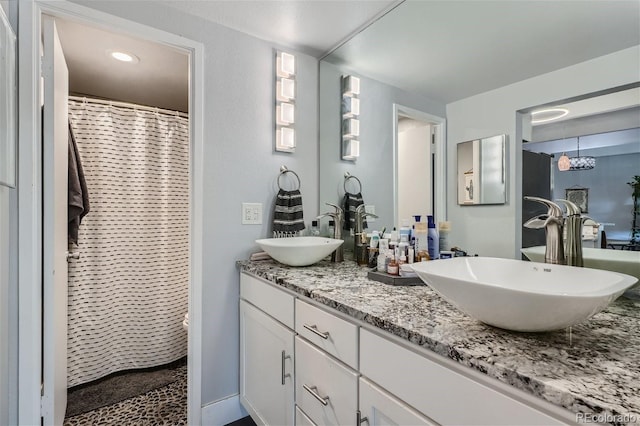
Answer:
[240, 273, 294, 329]
[360, 329, 566, 425]
[295, 299, 358, 369]
[295, 336, 358, 425]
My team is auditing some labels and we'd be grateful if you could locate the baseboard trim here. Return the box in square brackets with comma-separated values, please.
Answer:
[201, 394, 248, 426]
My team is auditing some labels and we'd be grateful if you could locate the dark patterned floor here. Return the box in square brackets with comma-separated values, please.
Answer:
[64, 365, 187, 425]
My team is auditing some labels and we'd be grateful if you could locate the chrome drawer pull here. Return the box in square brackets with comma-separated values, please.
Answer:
[303, 323, 330, 340]
[303, 384, 329, 406]
[281, 350, 291, 385]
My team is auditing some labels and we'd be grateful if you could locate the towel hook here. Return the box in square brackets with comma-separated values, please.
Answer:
[278, 166, 301, 191]
[344, 172, 362, 194]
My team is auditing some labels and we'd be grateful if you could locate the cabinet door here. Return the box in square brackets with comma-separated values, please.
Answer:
[359, 377, 437, 426]
[240, 300, 295, 425]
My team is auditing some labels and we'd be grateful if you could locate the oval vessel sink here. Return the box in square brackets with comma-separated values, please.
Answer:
[255, 236, 343, 267]
[521, 246, 640, 280]
[412, 257, 637, 332]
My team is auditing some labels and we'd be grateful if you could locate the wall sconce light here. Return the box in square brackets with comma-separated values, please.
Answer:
[341, 75, 360, 161]
[275, 51, 295, 152]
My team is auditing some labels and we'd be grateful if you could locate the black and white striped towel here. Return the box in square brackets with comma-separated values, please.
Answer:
[342, 191, 366, 230]
[273, 189, 305, 237]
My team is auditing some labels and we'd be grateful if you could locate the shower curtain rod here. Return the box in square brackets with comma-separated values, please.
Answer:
[69, 95, 189, 119]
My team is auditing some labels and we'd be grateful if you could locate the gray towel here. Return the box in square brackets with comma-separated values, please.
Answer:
[342, 192, 366, 230]
[272, 189, 305, 237]
[68, 122, 89, 244]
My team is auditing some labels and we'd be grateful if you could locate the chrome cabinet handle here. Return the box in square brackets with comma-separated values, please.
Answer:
[303, 384, 329, 406]
[281, 350, 291, 385]
[303, 324, 330, 340]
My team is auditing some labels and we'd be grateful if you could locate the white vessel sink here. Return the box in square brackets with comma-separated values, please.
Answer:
[255, 236, 343, 267]
[521, 246, 640, 280]
[412, 257, 637, 332]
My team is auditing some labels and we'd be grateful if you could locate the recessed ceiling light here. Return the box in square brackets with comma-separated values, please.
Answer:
[107, 49, 139, 64]
[531, 108, 569, 124]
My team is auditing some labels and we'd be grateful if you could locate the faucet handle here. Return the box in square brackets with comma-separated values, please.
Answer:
[524, 196, 564, 217]
[555, 199, 581, 216]
[325, 202, 342, 213]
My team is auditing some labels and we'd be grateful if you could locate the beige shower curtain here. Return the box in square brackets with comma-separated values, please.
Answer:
[67, 98, 189, 387]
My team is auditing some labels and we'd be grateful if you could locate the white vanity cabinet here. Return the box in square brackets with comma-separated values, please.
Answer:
[239, 271, 574, 426]
[240, 274, 295, 426]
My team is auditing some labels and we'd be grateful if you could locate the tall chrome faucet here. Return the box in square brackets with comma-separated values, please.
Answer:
[317, 203, 344, 262]
[556, 199, 589, 267]
[354, 204, 379, 265]
[523, 196, 565, 264]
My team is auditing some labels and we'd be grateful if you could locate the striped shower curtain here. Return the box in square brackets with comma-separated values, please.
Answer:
[67, 98, 189, 387]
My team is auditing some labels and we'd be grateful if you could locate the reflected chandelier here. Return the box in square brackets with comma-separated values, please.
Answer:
[558, 136, 595, 171]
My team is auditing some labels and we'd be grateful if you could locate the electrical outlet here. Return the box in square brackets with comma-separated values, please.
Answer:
[365, 205, 376, 222]
[242, 203, 263, 225]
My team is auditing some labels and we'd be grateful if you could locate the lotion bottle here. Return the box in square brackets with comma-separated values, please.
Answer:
[427, 215, 439, 259]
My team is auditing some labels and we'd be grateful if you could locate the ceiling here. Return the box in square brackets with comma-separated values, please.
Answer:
[325, 0, 640, 104]
[56, 0, 639, 114]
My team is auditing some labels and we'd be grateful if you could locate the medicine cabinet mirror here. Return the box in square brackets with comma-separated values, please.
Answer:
[457, 135, 506, 205]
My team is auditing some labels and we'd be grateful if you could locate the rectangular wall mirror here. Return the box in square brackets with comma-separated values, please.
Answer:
[457, 134, 506, 205]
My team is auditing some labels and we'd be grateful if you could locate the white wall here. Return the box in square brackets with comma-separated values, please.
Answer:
[69, 0, 320, 419]
[446, 46, 640, 259]
[1, 2, 18, 424]
[319, 61, 445, 231]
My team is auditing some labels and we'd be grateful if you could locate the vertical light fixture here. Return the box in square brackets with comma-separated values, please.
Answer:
[275, 51, 296, 152]
[341, 75, 360, 160]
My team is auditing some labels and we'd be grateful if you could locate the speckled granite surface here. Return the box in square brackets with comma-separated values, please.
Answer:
[237, 258, 640, 424]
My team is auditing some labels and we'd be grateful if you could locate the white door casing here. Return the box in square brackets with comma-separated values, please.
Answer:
[41, 14, 69, 426]
[19, 2, 204, 424]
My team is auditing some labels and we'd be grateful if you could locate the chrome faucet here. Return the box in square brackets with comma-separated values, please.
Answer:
[354, 204, 379, 265]
[523, 196, 565, 264]
[556, 199, 589, 267]
[317, 203, 344, 262]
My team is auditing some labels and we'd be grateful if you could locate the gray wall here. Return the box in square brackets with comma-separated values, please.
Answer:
[0, 2, 18, 425]
[319, 61, 445, 230]
[553, 153, 640, 241]
[70, 0, 320, 411]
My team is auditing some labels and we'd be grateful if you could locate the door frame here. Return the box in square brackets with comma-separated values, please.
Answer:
[17, 1, 204, 424]
[392, 104, 447, 227]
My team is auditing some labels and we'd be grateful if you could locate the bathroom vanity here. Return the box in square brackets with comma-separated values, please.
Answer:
[237, 259, 639, 425]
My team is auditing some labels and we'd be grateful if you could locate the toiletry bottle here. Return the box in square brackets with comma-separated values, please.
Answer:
[427, 215, 439, 259]
[328, 220, 335, 238]
[387, 256, 399, 276]
[310, 220, 320, 236]
[439, 221, 451, 252]
[414, 219, 428, 254]
[370, 230, 380, 249]
[408, 247, 415, 264]
[399, 219, 411, 243]
[390, 227, 399, 245]
[377, 251, 387, 272]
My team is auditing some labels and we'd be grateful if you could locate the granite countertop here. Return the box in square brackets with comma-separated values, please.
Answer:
[237, 258, 640, 424]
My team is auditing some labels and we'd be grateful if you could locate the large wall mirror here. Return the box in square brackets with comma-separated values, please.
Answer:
[457, 135, 506, 205]
[521, 90, 640, 248]
[319, 3, 448, 232]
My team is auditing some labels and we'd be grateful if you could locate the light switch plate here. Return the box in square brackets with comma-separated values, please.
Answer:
[242, 203, 263, 225]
